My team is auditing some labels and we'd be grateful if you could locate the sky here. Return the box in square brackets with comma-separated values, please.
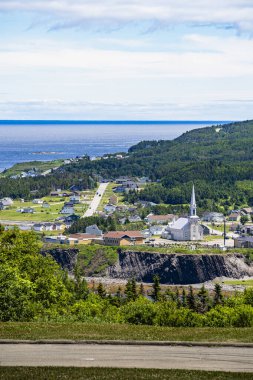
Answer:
[1, 0, 253, 120]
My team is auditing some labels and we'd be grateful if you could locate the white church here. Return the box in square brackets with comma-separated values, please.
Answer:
[162, 185, 203, 241]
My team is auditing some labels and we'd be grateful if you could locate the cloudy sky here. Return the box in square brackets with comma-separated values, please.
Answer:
[1, 0, 253, 120]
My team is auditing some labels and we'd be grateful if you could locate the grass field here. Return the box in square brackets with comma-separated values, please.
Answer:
[1, 160, 65, 178]
[0, 323, 252, 343]
[0, 367, 251, 380]
[224, 279, 253, 287]
[97, 182, 125, 211]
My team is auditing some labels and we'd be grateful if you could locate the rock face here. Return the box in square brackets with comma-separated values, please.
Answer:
[41, 248, 78, 272]
[107, 250, 253, 284]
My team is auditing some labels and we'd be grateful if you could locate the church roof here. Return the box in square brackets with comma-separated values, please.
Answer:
[170, 217, 189, 229]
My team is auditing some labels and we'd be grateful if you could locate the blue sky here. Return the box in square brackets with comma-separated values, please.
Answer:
[1, 0, 253, 120]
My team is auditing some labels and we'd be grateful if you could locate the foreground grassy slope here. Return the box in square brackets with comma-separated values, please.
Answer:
[1, 323, 252, 343]
[0, 368, 251, 380]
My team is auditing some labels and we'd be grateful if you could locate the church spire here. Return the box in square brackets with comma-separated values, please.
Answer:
[190, 184, 197, 217]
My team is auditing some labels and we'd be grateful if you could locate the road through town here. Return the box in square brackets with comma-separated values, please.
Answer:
[83, 182, 108, 217]
[0, 344, 252, 372]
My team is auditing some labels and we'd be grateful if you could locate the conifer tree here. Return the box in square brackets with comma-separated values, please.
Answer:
[152, 275, 161, 302]
[182, 288, 187, 307]
[97, 282, 106, 299]
[213, 283, 223, 306]
[187, 286, 196, 311]
[139, 283, 145, 297]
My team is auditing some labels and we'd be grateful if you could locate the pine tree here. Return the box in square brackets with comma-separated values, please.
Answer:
[182, 288, 187, 307]
[213, 283, 223, 306]
[97, 282, 106, 299]
[187, 286, 196, 311]
[131, 278, 138, 300]
[175, 287, 181, 307]
[139, 283, 145, 297]
[197, 285, 209, 313]
[152, 275, 161, 302]
[125, 279, 134, 301]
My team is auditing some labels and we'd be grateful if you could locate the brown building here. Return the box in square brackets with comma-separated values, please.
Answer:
[109, 194, 118, 205]
[103, 231, 144, 246]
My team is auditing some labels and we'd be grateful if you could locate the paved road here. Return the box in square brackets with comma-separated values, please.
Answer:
[83, 182, 108, 217]
[0, 344, 252, 372]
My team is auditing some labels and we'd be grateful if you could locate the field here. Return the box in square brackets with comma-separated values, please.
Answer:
[224, 279, 253, 287]
[0, 367, 251, 380]
[0, 190, 97, 223]
[0, 323, 252, 343]
[97, 182, 125, 211]
[0, 159, 65, 177]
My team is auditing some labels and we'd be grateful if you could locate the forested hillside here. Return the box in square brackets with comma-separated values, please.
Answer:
[0, 120, 253, 210]
[61, 120, 253, 210]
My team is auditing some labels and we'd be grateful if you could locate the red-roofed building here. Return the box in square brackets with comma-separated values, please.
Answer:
[103, 231, 144, 246]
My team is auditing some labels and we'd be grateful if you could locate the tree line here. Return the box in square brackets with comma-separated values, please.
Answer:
[1, 229, 253, 327]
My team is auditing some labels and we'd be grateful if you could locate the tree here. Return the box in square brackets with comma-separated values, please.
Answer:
[240, 215, 248, 225]
[97, 282, 106, 299]
[197, 285, 210, 313]
[182, 288, 187, 307]
[213, 283, 223, 306]
[139, 283, 145, 297]
[152, 275, 161, 302]
[187, 286, 196, 311]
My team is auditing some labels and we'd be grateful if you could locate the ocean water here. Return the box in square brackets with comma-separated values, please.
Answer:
[0, 121, 226, 172]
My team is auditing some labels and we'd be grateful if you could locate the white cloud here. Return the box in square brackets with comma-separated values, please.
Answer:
[0, 99, 252, 120]
[1, 1, 253, 32]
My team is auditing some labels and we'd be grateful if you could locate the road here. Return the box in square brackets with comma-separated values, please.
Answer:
[83, 182, 108, 217]
[0, 344, 252, 372]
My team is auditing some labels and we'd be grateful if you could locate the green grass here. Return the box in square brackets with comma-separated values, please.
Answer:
[0, 368, 251, 380]
[223, 280, 253, 287]
[0, 323, 252, 343]
[1, 160, 65, 177]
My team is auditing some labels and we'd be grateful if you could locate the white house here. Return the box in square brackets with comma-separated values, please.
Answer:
[61, 206, 75, 214]
[33, 224, 45, 232]
[42, 202, 50, 208]
[104, 204, 116, 213]
[0, 197, 13, 206]
[33, 199, 43, 205]
[85, 224, 103, 236]
[70, 194, 81, 204]
[149, 225, 166, 236]
[162, 185, 203, 241]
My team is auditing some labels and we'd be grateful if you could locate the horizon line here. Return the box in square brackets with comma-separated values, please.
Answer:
[0, 119, 232, 125]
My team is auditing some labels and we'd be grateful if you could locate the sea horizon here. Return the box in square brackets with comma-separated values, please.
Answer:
[0, 120, 230, 172]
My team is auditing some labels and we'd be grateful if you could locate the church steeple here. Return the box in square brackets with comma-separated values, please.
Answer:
[190, 184, 197, 217]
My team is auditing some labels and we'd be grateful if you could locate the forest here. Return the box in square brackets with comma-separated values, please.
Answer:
[1, 229, 253, 327]
[0, 120, 253, 210]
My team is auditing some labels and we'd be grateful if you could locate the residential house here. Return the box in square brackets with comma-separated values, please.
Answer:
[50, 191, 61, 197]
[103, 231, 145, 246]
[228, 212, 241, 222]
[33, 224, 45, 232]
[70, 194, 81, 204]
[68, 233, 103, 245]
[241, 207, 253, 216]
[128, 215, 142, 223]
[33, 199, 43, 205]
[145, 213, 177, 225]
[234, 236, 253, 248]
[149, 225, 166, 236]
[44, 223, 55, 232]
[85, 224, 103, 236]
[202, 212, 224, 223]
[61, 206, 75, 214]
[42, 202, 50, 208]
[0, 197, 13, 206]
[104, 204, 116, 213]
[240, 225, 253, 235]
[22, 207, 34, 214]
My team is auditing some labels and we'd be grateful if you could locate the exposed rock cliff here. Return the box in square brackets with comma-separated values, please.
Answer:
[107, 250, 253, 284]
[41, 247, 78, 272]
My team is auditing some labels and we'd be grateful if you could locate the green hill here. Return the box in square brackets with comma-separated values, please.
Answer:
[0, 120, 253, 211]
